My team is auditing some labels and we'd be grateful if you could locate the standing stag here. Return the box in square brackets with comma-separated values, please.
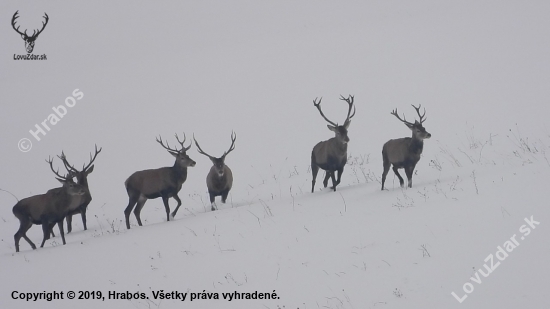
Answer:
[311, 95, 356, 192]
[12, 157, 85, 252]
[124, 133, 196, 229]
[193, 132, 236, 211]
[381, 105, 431, 190]
[57, 145, 102, 233]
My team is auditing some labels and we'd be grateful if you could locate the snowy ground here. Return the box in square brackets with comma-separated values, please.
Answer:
[1, 1, 550, 308]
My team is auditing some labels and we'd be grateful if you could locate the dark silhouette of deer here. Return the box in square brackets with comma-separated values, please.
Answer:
[12, 157, 85, 252]
[57, 145, 102, 233]
[311, 95, 356, 193]
[124, 133, 196, 229]
[193, 132, 236, 211]
[381, 105, 431, 190]
[11, 11, 49, 53]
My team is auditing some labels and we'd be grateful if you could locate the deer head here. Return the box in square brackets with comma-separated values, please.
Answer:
[193, 132, 236, 177]
[45, 156, 84, 195]
[313, 95, 356, 144]
[391, 104, 431, 140]
[57, 145, 102, 187]
[156, 133, 196, 168]
[12, 11, 49, 53]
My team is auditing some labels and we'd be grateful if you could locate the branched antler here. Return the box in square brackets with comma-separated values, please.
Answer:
[82, 144, 102, 172]
[58, 151, 79, 173]
[193, 134, 216, 160]
[411, 104, 427, 124]
[221, 131, 237, 159]
[313, 97, 338, 127]
[11, 11, 49, 39]
[314, 96, 356, 127]
[157, 133, 191, 154]
[391, 104, 427, 125]
[390, 108, 412, 125]
[46, 156, 72, 181]
[339, 95, 356, 126]
[11, 11, 25, 37]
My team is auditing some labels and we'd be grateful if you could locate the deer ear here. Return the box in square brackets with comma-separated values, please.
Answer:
[405, 122, 415, 130]
[56, 178, 67, 184]
[327, 125, 337, 132]
[21, 34, 25, 39]
[170, 152, 178, 158]
[86, 165, 94, 175]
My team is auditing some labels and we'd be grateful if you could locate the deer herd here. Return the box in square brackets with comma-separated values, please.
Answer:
[11, 96, 431, 252]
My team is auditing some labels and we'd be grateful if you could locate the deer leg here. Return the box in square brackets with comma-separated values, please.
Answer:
[221, 190, 229, 204]
[40, 222, 53, 248]
[405, 165, 415, 188]
[133, 196, 147, 226]
[311, 163, 319, 193]
[124, 193, 140, 229]
[323, 171, 331, 188]
[171, 195, 182, 218]
[209, 191, 217, 211]
[335, 166, 344, 186]
[381, 158, 391, 190]
[81, 207, 87, 230]
[14, 219, 35, 252]
[161, 196, 171, 222]
[330, 171, 338, 191]
[66, 213, 73, 234]
[57, 219, 66, 245]
[392, 166, 404, 187]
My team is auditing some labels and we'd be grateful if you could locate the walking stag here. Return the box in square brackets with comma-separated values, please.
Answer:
[381, 105, 431, 190]
[311, 95, 356, 192]
[58, 145, 102, 233]
[124, 133, 196, 229]
[193, 132, 236, 211]
[12, 157, 85, 252]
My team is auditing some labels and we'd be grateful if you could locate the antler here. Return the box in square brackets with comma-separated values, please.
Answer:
[56, 145, 102, 174]
[390, 108, 413, 125]
[157, 133, 191, 154]
[11, 11, 25, 36]
[313, 97, 338, 127]
[391, 105, 427, 125]
[174, 133, 192, 152]
[46, 156, 72, 181]
[57, 151, 79, 174]
[193, 134, 216, 160]
[82, 144, 102, 172]
[411, 104, 427, 124]
[11, 11, 49, 39]
[29, 13, 49, 39]
[221, 131, 237, 159]
[339, 95, 356, 126]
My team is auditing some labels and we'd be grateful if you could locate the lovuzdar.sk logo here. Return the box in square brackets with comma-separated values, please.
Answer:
[11, 10, 48, 60]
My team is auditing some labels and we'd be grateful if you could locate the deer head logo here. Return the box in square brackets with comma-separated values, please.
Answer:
[11, 11, 49, 54]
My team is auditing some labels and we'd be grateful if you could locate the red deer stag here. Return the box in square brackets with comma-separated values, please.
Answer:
[193, 132, 236, 211]
[311, 95, 356, 192]
[124, 133, 196, 229]
[57, 145, 102, 233]
[12, 157, 85, 252]
[381, 105, 431, 190]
